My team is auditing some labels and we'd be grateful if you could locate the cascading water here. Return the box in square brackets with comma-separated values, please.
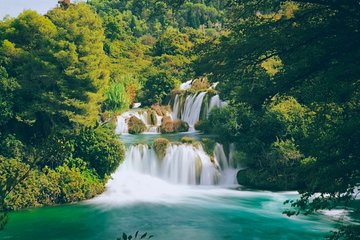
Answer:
[94, 141, 239, 204]
[170, 92, 227, 131]
[115, 110, 164, 134]
[111, 143, 235, 186]
[180, 92, 207, 131]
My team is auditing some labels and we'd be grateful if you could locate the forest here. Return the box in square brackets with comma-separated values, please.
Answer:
[0, 0, 359, 239]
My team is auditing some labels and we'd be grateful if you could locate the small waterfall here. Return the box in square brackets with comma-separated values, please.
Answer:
[115, 110, 166, 134]
[171, 94, 180, 120]
[170, 92, 227, 131]
[181, 92, 207, 131]
[214, 143, 229, 170]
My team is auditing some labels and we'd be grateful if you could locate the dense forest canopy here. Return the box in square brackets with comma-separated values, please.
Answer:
[196, 0, 360, 238]
[0, 0, 359, 238]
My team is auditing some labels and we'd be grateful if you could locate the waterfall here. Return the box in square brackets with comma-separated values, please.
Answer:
[171, 94, 180, 120]
[170, 91, 227, 132]
[119, 143, 222, 185]
[115, 110, 166, 134]
[106, 142, 240, 188]
[180, 92, 207, 131]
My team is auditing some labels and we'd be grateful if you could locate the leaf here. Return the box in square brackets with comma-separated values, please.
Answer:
[140, 232, 147, 239]
[135, 231, 139, 238]
[128, 236, 133, 240]
[148, 235, 154, 239]
[123, 232, 127, 240]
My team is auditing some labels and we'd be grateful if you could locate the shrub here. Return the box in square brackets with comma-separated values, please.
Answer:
[180, 137, 196, 144]
[128, 116, 146, 134]
[73, 127, 125, 178]
[103, 82, 130, 112]
[200, 138, 216, 155]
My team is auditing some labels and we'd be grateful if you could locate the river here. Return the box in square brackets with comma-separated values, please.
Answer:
[0, 91, 338, 240]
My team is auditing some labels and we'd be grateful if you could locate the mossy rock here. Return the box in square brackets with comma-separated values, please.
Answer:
[160, 116, 174, 133]
[128, 116, 146, 134]
[191, 77, 210, 91]
[151, 104, 164, 116]
[195, 120, 210, 132]
[173, 120, 189, 132]
[180, 137, 196, 144]
[153, 138, 170, 160]
[160, 117, 189, 133]
[201, 138, 216, 155]
[147, 109, 158, 125]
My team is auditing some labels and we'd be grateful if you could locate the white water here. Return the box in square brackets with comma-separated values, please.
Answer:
[115, 110, 165, 134]
[171, 93, 227, 131]
[93, 142, 239, 204]
[179, 92, 207, 131]
[179, 80, 192, 90]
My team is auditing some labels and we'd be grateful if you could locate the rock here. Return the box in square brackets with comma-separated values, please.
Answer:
[128, 116, 146, 134]
[173, 120, 189, 132]
[147, 109, 158, 125]
[160, 116, 174, 133]
[153, 138, 170, 160]
[160, 117, 189, 133]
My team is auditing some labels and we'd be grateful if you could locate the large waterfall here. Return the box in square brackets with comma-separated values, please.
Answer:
[114, 143, 237, 186]
[94, 141, 239, 204]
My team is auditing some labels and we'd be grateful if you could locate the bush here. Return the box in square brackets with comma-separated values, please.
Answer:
[194, 120, 210, 132]
[141, 71, 177, 105]
[153, 138, 170, 160]
[200, 138, 216, 155]
[128, 116, 146, 134]
[180, 137, 196, 144]
[73, 127, 125, 178]
[103, 82, 130, 112]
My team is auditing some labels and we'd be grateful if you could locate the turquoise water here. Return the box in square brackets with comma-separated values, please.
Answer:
[0, 132, 336, 240]
[119, 131, 215, 146]
[1, 189, 334, 240]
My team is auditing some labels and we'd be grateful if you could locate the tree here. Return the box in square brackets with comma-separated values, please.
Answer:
[197, 0, 360, 237]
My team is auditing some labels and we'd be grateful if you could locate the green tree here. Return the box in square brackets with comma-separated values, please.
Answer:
[197, 0, 360, 237]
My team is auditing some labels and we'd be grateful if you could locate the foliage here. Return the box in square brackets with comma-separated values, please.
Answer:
[160, 116, 189, 133]
[141, 71, 178, 105]
[200, 138, 216, 155]
[0, 3, 125, 215]
[180, 137, 196, 144]
[197, 0, 360, 235]
[73, 127, 125, 178]
[146, 109, 158, 125]
[103, 81, 130, 112]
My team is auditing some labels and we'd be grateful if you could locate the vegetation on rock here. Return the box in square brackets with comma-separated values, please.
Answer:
[128, 116, 146, 134]
[153, 138, 170, 160]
